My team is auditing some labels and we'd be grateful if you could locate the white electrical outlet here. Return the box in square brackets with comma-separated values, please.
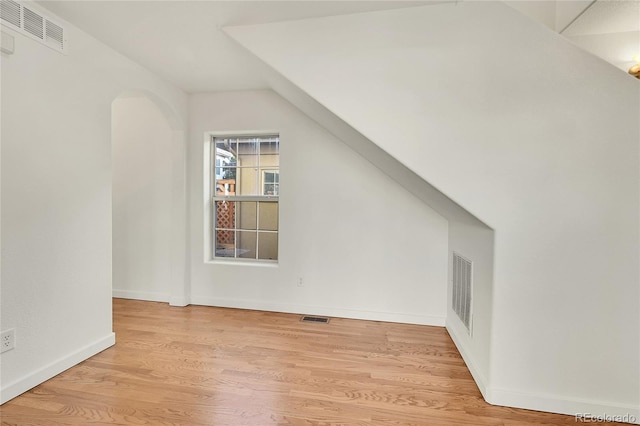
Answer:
[297, 277, 304, 287]
[1, 329, 16, 353]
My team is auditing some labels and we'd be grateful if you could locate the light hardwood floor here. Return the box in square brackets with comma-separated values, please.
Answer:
[0, 299, 623, 425]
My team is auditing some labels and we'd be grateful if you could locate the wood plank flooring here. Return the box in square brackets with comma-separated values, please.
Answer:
[0, 299, 623, 425]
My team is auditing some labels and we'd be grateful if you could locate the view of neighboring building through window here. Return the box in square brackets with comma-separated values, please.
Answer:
[212, 135, 279, 261]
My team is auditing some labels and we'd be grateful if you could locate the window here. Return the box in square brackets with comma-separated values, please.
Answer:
[211, 135, 279, 261]
[262, 170, 279, 196]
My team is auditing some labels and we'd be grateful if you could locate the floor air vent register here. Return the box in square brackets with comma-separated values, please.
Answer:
[300, 316, 330, 324]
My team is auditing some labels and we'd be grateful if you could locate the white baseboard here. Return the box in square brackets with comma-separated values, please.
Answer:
[446, 321, 639, 425]
[169, 296, 190, 307]
[113, 289, 169, 303]
[190, 296, 445, 326]
[487, 388, 639, 425]
[445, 320, 489, 398]
[0, 333, 115, 405]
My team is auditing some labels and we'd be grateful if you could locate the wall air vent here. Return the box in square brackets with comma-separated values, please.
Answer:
[23, 6, 43, 39]
[0, 0, 66, 53]
[452, 252, 473, 334]
[45, 19, 63, 50]
[0, 0, 20, 28]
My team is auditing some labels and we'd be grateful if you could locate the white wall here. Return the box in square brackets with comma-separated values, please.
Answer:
[446, 220, 495, 397]
[189, 90, 449, 325]
[0, 3, 186, 403]
[225, 1, 640, 420]
[112, 96, 174, 302]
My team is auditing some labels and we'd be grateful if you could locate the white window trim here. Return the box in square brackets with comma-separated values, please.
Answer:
[203, 131, 280, 265]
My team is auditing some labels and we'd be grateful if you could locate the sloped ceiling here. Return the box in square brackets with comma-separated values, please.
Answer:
[222, 0, 639, 412]
[38, 0, 640, 93]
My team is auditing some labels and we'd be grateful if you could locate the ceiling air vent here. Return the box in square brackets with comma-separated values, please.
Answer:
[0, 0, 21, 28]
[0, 0, 66, 53]
[452, 252, 473, 335]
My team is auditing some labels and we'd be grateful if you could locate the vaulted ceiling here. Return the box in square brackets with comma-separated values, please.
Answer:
[39, 0, 639, 92]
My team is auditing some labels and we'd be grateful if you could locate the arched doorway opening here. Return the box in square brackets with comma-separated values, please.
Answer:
[111, 91, 187, 305]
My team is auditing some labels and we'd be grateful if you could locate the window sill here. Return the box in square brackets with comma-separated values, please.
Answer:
[205, 259, 279, 268]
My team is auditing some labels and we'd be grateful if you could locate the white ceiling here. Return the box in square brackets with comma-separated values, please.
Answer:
[562, 0, 640, 72]
[38, 0, 640, 93]
[39, 0, 442, 92]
